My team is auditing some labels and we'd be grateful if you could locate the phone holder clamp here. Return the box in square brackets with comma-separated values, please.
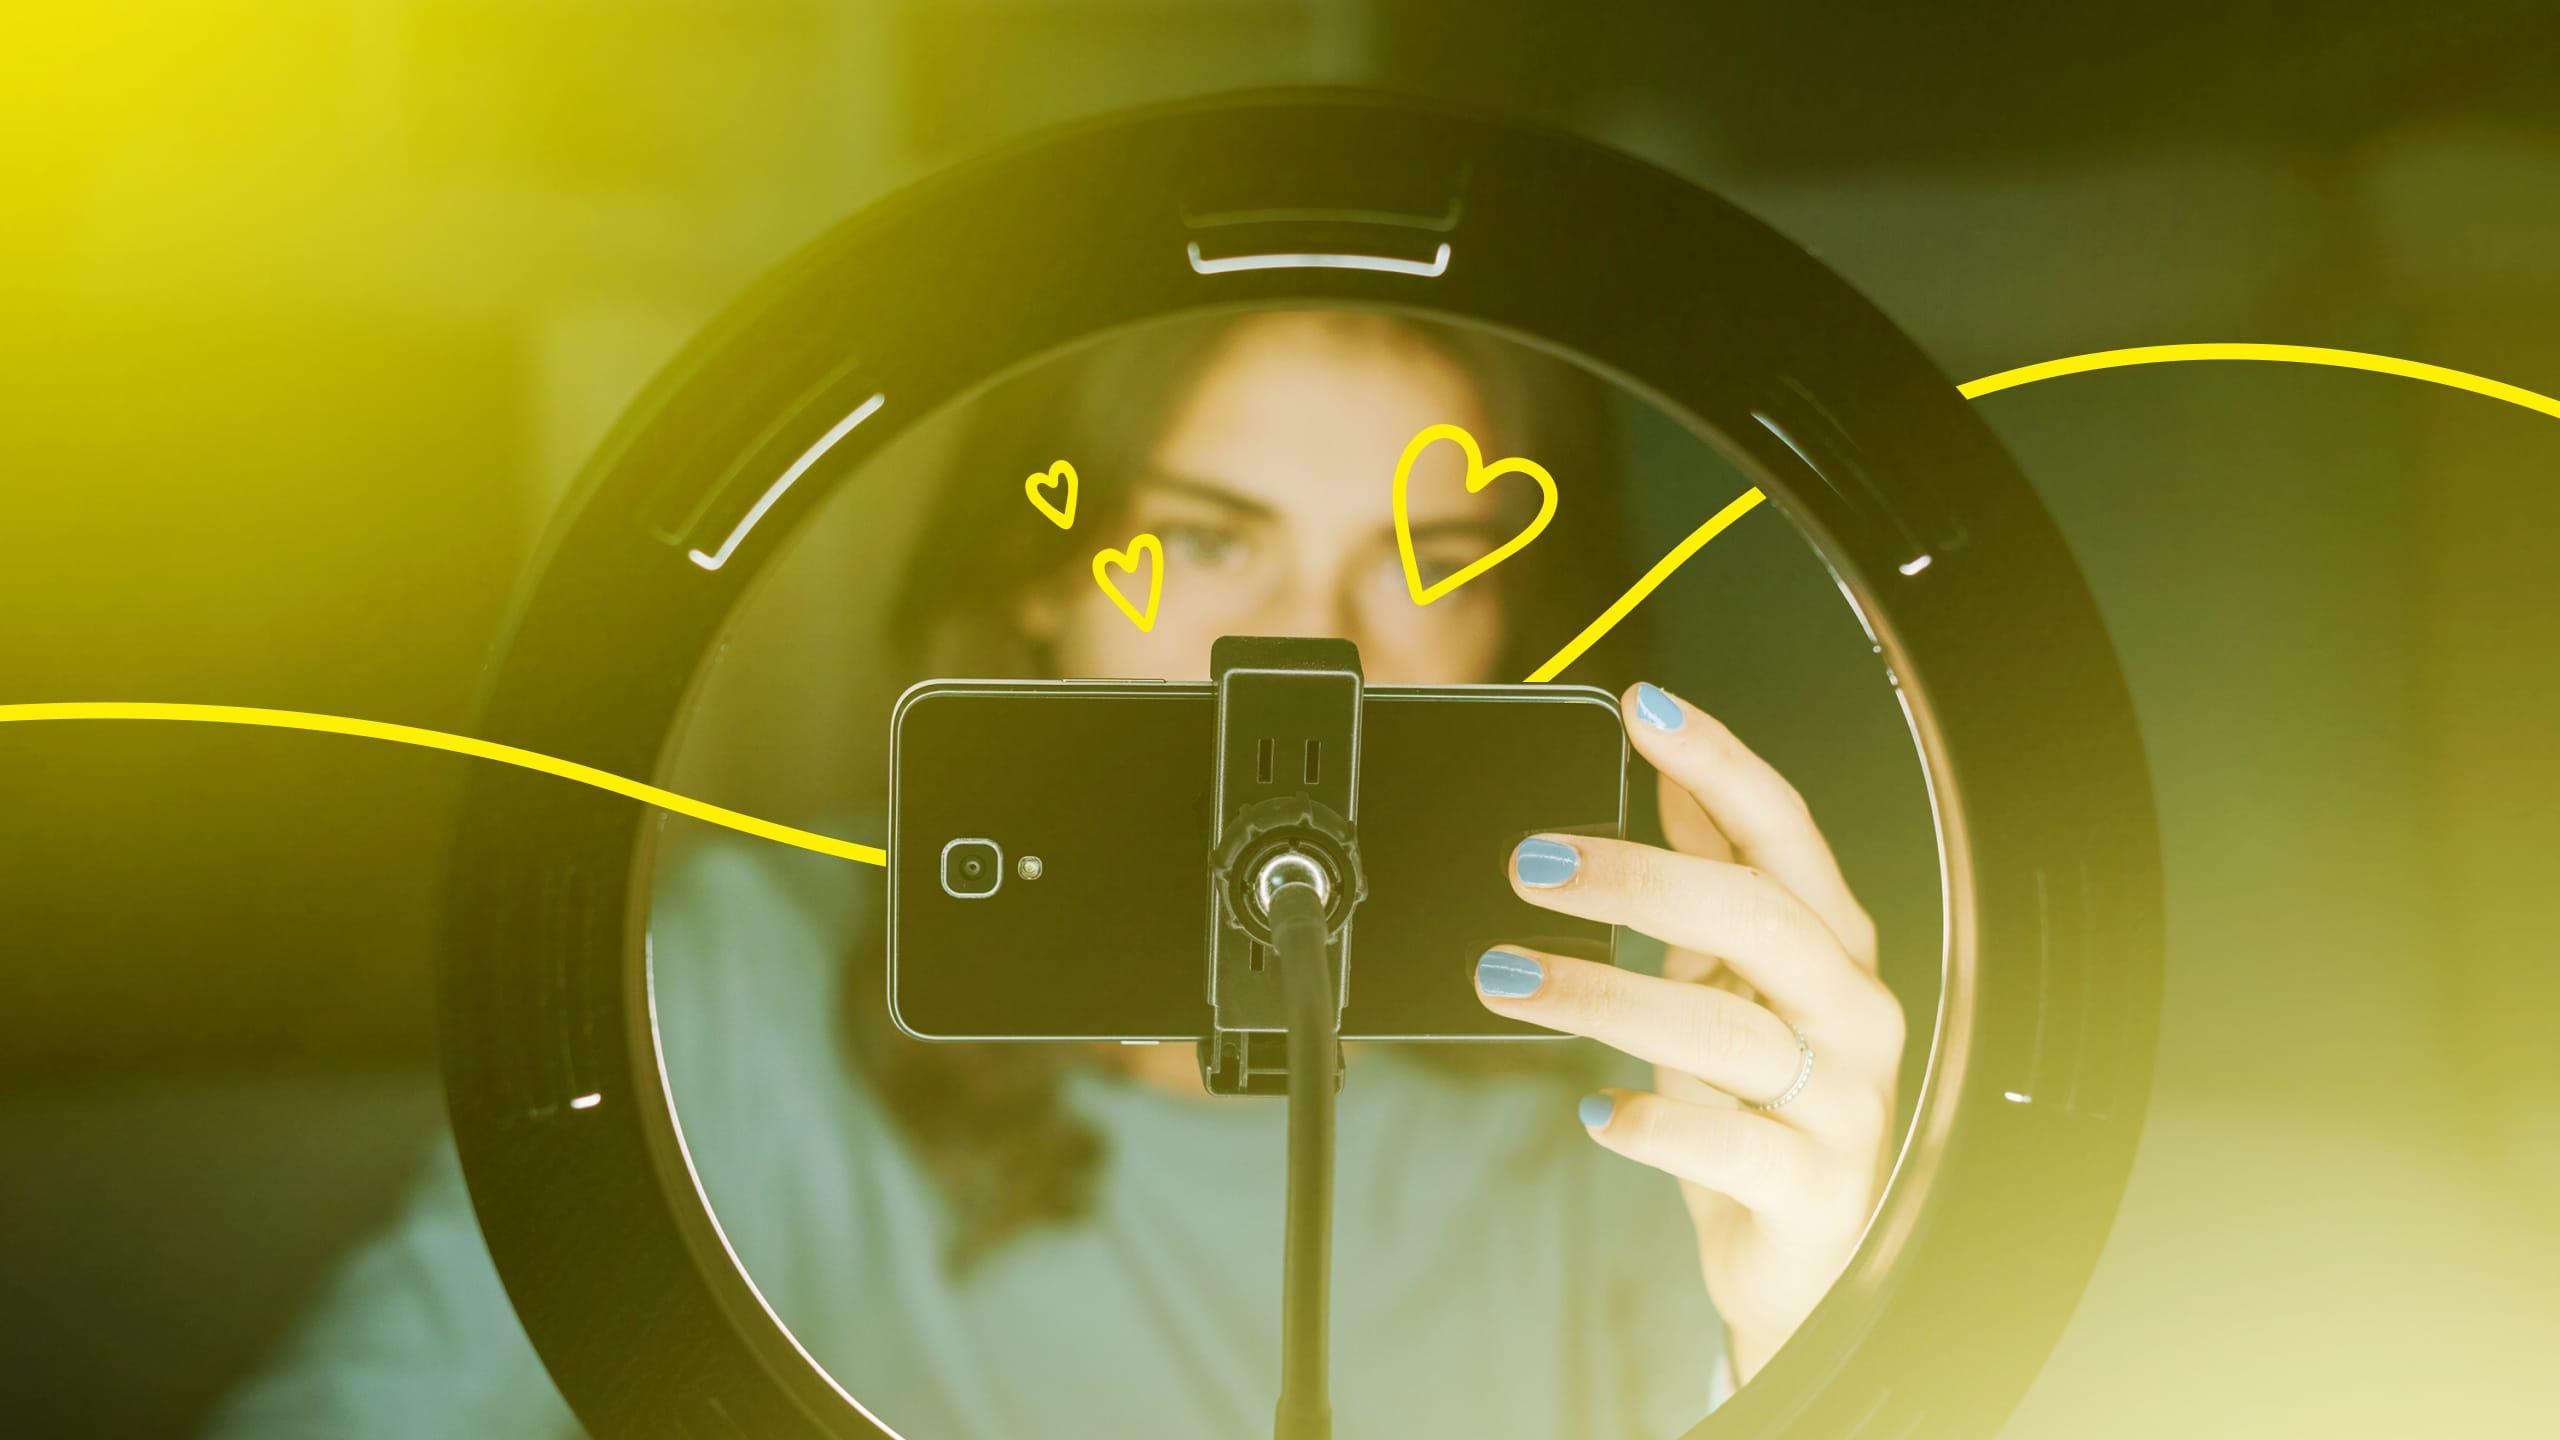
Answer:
[1199, 636, 1369, 1098]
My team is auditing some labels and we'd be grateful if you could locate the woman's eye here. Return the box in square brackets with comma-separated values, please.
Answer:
[1163, 523, 1246, 569]
[1408, 549, 1478, 588]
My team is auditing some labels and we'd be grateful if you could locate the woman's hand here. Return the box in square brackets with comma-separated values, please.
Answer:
[1475, 682, 1903, 1383]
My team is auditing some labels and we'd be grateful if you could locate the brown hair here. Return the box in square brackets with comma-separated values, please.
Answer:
[849, 309, 1653, 1268]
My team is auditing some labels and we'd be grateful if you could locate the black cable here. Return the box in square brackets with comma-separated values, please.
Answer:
[1266, 877, 1336, 1440]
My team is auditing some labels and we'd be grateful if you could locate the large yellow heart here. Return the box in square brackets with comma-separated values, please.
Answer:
[1392, 422, 1558, 605]
[1025, 458, 1077, 529]
[1092, 533, 1163, 633]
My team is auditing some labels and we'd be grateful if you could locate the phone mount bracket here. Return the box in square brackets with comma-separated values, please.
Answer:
[1199, 635, 1369, 1097]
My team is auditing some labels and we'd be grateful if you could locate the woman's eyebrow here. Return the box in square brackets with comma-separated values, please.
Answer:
[1134, 472, 1276, 523]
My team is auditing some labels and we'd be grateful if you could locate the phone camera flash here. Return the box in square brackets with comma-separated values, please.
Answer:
[1017, 855, 1045, 880]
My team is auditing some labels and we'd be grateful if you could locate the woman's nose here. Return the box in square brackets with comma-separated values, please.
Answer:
[1254, 571, 1355, 641]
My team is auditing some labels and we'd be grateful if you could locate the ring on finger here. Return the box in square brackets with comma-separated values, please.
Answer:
[1746, 1024, 1815, 1112]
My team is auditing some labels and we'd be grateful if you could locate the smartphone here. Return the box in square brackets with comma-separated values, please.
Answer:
[887, 679, 1626, 1041]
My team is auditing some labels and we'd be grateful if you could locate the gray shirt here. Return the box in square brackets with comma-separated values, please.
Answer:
[210, 837, 1724, 1439]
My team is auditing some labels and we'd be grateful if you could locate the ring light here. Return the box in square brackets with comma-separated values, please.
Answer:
[439, 89, 2161, 1438]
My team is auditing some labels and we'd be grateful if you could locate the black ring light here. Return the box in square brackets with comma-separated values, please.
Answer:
[440, 90, 2160, 1438]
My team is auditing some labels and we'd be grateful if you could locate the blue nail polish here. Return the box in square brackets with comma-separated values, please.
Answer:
[1513, 837, 1580, 888]
[1633, 682, 1684, 732]
[1476, 950, 1545, 998]
[1578, 1093, 1616, 1129]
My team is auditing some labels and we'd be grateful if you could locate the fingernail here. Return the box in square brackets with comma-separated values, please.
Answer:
[1475, 949, 1545, 998]
[1578, 1093, 1616, 1129]
[1512, 837, 1580, 888]
[1633, 682, 1684, 732]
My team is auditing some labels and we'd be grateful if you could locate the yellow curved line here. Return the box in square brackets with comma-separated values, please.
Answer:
[1528, 343, 2560, 685]
[1959, 342, 2560, 419]
[0, 702, 887, 867]
[1526, 486, 1766, 683]
[20, 345, 2553, 872]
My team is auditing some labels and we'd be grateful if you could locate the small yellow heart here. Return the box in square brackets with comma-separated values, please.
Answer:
[1092, 533, 1163, 633]
[1025, 459, 1077, 529]
[1392, 422, 1558, 605]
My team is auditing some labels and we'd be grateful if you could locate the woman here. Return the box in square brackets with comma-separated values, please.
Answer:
[210, 310, 1902, 1439]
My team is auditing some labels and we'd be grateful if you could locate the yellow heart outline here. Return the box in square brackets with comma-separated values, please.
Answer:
[1092, 532, 1163, 633]
[1392, 421, 1558, 605]
[1025, 459, 1077, 529]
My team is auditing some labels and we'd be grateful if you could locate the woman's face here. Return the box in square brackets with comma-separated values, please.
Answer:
[1023, 313, 1515, 685]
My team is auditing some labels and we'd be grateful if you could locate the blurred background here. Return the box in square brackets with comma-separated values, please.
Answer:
[3, 3, 2557, 1436]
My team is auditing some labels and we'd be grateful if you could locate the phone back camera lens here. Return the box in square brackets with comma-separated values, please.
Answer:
[941, 839, 1002, 898]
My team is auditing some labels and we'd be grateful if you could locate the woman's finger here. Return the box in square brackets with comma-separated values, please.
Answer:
[1507, 833, 1885, 1030]
[1656, 769, 1732, 862]
[1662, 943, 1733, 989]
[1622, 683, 1878, 968]
[1473, 946, 1804, 1106]
[1576, 1088, 1818, 1218]
[1653, 779, 1748, 995]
